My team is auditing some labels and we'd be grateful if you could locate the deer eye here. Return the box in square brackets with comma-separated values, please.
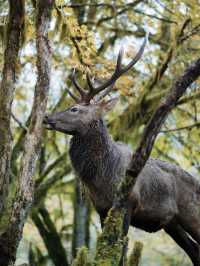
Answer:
[70, 107, 78, 113]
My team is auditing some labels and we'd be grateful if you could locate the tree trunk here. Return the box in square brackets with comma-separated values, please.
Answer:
[0, 1, 54, 265]
[0, 0, 24, 218]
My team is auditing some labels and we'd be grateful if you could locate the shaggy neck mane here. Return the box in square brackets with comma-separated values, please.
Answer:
[69, 119, 120, 184]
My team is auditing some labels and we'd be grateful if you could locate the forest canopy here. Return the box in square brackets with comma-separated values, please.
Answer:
[0, 0, 200, 265]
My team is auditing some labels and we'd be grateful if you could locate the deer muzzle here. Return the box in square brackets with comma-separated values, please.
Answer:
[43, 114, 56, 130]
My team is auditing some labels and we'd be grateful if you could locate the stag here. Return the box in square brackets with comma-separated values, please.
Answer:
[44, 38, 200, 265]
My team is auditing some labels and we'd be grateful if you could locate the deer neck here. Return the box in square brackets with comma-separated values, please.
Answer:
[69, 119, 128, 212]
[69, 119, 120, 183]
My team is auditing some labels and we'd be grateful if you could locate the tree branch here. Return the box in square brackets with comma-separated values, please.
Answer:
[160, 122, 200, 133]
[134, 9, 177, 24]
[36, 152, 67, 186]
[11, 112, 28, 131]
[34, 166, 71, 206]
[58, 1, 143, 10]
[177, 89, 200, 105]
[96, 1, 145, 26]
[11, 115, 31, 175]
[147, 18, 190, 93]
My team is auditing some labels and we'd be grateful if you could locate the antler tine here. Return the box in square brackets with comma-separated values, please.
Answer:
[94, 84, 114, 103]
[86, 72, 96, 93]
[69, 33, 148, 104]
[84, 48, 124, 97]
[66, 88, 80, 102]
[71, 68, 86, 97]
[116, 47, 124, 72]
[92, 33, 148, 96]
[120, 32, 148, 74]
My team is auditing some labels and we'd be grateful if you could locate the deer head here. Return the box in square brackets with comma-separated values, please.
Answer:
[44, 36, 147, 136]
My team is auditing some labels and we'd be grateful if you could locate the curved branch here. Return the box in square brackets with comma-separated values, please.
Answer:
[36, 152, 67, 185]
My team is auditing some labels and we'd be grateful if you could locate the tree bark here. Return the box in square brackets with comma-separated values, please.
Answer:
[0, 1, 54, 265]
[0, 0, 24, 216]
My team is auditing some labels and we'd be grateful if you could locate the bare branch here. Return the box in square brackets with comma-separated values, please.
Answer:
[160, 122, 200, 133]
[155, 0, 175, 15]
[36, 152, 67, 186]
[177, 89, 200, 105]
[134, 9, 177, 24]
[96, 6, 177, 26]
[11, 112, 28, 132]
[58, 1, 143, 10]
[147, 18, 191, 93]
[34, 166, 71, 206]
[146, 88, 200, 107]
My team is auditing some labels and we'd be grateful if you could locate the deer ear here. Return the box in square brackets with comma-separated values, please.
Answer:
[99, 97, 119, 113]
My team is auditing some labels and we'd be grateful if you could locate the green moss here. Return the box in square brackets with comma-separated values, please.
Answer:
[95, 208, 127, 266]
[0, 174, 18, 233]
[72, 246, 92, 266]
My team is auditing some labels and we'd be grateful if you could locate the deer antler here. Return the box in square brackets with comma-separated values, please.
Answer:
[69, 33, 148, 104]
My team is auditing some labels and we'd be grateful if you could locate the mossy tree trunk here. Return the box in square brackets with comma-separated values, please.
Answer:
[0, 0, 25, 220]
[0, 0, 54, 265]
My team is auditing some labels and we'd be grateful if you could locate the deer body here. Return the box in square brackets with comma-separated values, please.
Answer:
[44, 38, 200, 265]
[69, 117, 200, 235]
